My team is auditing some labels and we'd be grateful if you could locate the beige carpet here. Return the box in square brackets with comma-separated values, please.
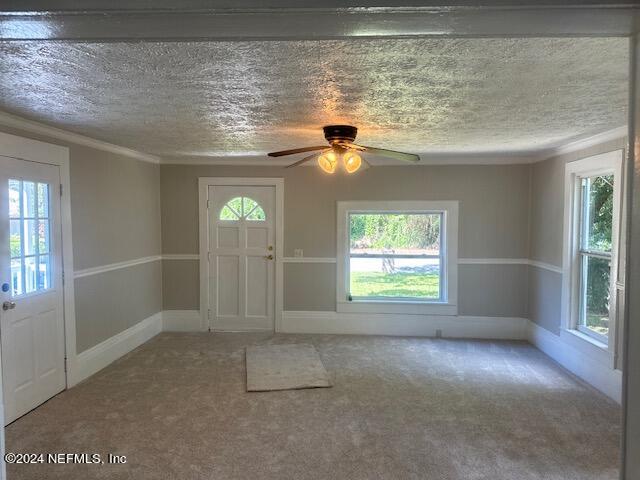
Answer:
[246, 344, 331, 391]
[5, 333, 620, 480]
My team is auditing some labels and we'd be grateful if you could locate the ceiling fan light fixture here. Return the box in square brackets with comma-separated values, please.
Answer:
[269, 124, 420, 170]
[343, 150, 362, 174]
[317, 150, 338, 174]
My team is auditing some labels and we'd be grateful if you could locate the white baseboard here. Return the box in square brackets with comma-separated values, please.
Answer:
[162, 310, 204, 332]
[281, 311, 528, 339]
[68, 312, 163, 386]
[527, 321, 622, 403]
[66, 308, 621, 405]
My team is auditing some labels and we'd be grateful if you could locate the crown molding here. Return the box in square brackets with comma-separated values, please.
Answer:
[536, 126, 628, 161]
[0, 111, 161, 164]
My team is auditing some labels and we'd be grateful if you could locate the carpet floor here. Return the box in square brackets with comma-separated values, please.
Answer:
[6, 333, 621, 480]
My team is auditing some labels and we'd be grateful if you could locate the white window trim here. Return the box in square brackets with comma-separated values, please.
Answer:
[336, 200, 458, 315]
[561, 150, 624, 366]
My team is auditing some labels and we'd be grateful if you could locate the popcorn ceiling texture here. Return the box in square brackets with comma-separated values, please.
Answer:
[0, 38, 628, 158]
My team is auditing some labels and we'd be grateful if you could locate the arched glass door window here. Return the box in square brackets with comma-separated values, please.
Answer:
[219, 197, 266, 221]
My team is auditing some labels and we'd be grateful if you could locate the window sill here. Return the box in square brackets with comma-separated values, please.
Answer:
[337, 300, 457, 316]
[565, 328, 608, 349]
[560, 328, 613, 367]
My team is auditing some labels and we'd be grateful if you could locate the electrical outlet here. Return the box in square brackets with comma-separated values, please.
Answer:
[294, 249, 303, 258]
[435, 329, 442, 338]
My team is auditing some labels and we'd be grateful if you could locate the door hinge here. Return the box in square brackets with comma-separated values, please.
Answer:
[207, 200, 213, 209]
[64, 357, 68, 374]
[62, 270, 65, 284]
[207, 309, 212, 319]
[59, 184, 63, 196]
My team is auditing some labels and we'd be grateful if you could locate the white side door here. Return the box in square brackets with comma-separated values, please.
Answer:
[0, 157, 66, 424]
[208, 185, 275, 331]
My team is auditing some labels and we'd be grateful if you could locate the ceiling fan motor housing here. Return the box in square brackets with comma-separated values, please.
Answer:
[323, 125, 357, 145]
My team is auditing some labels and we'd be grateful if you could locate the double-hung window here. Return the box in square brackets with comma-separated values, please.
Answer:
[563, 151, 623, 351]
[577, 175, 614, 342]
[337, 201, 458, 315]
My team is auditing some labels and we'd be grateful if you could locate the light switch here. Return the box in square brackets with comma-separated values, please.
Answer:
[294, 249, 303, 258]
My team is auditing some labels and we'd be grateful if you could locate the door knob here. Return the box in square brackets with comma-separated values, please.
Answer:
[2, 301, 16, 311]
[264, 254, 274, 260]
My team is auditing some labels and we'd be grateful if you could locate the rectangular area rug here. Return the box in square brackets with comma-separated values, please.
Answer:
[246, 344, 332, 392]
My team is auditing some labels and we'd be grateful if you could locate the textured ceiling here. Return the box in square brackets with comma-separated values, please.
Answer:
[0, 38, 628, 159]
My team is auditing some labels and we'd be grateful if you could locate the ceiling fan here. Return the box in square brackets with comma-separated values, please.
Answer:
[267, 125, 420, 174]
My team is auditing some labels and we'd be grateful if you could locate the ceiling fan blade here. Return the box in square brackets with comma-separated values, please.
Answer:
[348, 144, 420, 163]
[336, 142, 366, 152]
[268, 146, 327, 157]
[285, 151, 325, 168]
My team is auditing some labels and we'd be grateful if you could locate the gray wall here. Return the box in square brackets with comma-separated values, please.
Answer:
[75, 261, 161, 352]
[161, 163, 531, 317]
[69, 146, 162, 352]
[69, 146, 162, 270]
[527, 138, 627, 338]
[0, 126, 163, 353]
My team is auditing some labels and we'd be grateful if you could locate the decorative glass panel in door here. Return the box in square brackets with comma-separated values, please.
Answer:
[9, 179, 51, 296]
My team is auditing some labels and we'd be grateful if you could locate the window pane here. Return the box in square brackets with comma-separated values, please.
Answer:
[227, 197, 243, 216]
[10, 219, 21, 258]
[24, 256, 37, 294]
[243, 197, 257, 215]
[38, 255, 51, 290]
[246, 206, 266, 221]
[350, 213, 441, 255]
[582, 175, 613, 252]
[350, 257, 440, 299]
[220, 205, 240, 221]
[243, 197, 266, 220]
[23, 181, 36, 218]
[581, 255, 611, 338]
[11, 258, 23, 296]
[38, 183, 49, 218]
[23, 219, 37, 256]
[9, 179, 20, 218]
[7, 181, 52, 296]
[38, 220, 50, 254]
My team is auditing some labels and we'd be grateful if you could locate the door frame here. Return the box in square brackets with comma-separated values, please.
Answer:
[0, 132, 77, 385]
[198, 177, 284, 332]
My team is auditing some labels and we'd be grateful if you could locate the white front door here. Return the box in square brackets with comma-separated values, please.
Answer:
[208, 185, 275, 331]
[0, 157, 66, 424]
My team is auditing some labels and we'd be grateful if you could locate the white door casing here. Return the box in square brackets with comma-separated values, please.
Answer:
[208, 185, 276, 331]
[0, 157, 66, 424]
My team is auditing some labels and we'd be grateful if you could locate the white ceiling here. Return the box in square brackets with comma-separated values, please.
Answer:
[0, 37, 628, 162]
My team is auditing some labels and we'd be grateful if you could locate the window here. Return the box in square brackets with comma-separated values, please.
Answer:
[563, 151, 623, 350]
[9, 179, 52, 297]
[337, 201, 458, 315]
[349, 213, 443, 300]
[577, 175, 614, 342]
[219, 197, 265, 221]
